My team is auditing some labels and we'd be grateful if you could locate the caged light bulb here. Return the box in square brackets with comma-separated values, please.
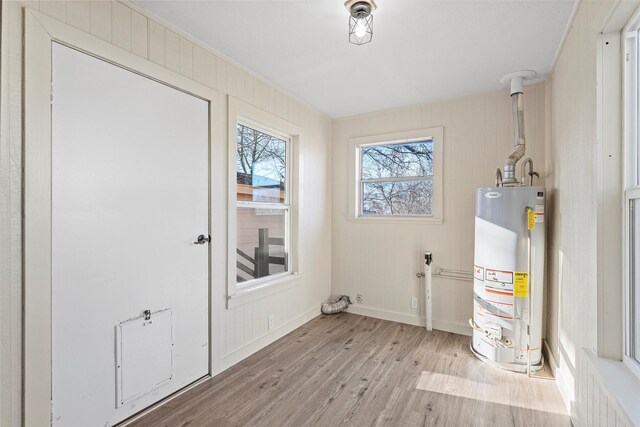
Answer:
[354, 17, 368, 38]
[346, 0, 375, 45]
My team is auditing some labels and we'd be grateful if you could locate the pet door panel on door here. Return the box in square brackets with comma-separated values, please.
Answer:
[116, 309, 174, 407]
[51, 43, 209, 426]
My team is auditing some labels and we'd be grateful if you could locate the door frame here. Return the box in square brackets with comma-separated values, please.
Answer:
[24, 9, 222, 426]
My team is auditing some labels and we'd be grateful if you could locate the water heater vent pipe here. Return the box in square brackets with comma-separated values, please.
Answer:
[500, 70, 536, 186]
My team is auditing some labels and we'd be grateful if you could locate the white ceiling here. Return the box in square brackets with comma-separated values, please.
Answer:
[136, 0, 576, 118]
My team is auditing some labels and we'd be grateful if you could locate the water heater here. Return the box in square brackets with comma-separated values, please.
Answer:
[471, 186, 545, 372]
[470, 69, 545, 373]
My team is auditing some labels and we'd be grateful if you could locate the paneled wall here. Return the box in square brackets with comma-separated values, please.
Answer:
[0, 1, 331, 425]
[546, 1, 634, 425]
[331, 84, 546, 333]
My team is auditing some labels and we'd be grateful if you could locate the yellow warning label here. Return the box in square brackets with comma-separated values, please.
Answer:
[527, 209, 535, 230]
[514, 272, 529, 297]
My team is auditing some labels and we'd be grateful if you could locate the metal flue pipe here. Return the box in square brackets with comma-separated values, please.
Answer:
[500, 70, 536, 186]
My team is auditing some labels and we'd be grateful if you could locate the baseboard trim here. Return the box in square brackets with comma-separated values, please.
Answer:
[346, 304, 424, 327]
[433, 319, 472, 337]
[213, 305, 320, 375]
[345, 304, 471, 336]
[543, 339, 558, 376]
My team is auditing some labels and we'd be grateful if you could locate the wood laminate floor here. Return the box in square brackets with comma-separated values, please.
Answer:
[129, 313, 570, 427]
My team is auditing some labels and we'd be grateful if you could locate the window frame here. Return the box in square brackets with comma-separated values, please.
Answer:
[235, 120, 292, 289]
[227, 97, 302, 308]
[359, 138, 435, 217]
[348, 127, 444, 223]
[623, 14, 640, 378]
[624, 189, 640, 376]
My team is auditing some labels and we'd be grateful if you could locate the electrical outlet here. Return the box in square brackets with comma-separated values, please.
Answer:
[268, 314, 275, 331]
[356, 294, 363, 304]
[411, 297, 418, 309]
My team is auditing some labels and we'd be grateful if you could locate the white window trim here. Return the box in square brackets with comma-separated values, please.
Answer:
[624, 189, 640, 377]
[226, 97, 303, 308]
[596, 31, 625, 362]
[581, 7, 640, 423]
[625, 12, 640, 378]
[583, 349, 640, 427]
[347, 127, 444, 223]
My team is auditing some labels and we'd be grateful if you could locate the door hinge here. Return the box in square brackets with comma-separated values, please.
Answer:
[50, 82, 54, 104]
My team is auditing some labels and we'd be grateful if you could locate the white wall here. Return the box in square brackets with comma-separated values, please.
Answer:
[331, 84, 547, 334]
[0, 1, 331, 425]
[546, 0, 634, 425]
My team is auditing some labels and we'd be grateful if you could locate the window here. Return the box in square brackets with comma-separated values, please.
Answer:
[624, 18, 640, 372]
[360, 140, 434, 216]
[235, 122, 290, 287]
[349, 127, 443, 222]
[227, 98, 301, 304]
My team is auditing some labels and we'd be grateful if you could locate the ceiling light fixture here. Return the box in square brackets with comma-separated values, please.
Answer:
[345, 0, 376, 45]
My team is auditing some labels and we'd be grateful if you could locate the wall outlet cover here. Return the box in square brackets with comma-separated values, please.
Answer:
[268, 314, 275, 331]
[411, 297, 418, 309]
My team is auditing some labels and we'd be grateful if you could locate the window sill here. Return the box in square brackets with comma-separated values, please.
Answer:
[348, 215, 443, 225]
[227, 273, 302, 309]
[583, 348, 640, 426]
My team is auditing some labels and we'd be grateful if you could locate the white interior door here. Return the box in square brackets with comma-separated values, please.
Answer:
[51, 43, 209, 426]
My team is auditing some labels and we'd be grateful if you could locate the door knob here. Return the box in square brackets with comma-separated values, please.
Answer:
[194, 234, 210, 244]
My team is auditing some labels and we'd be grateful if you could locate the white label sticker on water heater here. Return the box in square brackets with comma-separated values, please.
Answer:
[485, 269, 513, 284]
[534, 204, 545, 223]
